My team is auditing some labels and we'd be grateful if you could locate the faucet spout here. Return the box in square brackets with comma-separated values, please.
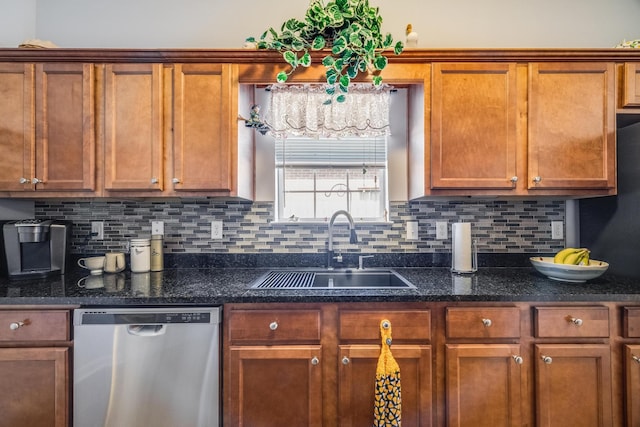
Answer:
[327, 210, 358, 268]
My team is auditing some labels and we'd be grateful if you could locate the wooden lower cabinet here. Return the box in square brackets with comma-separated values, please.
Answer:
[0, 308, 71, 427]
[626, 345, 640, 427]
[0, 347, 69, 427]
[227, 345, 323, 427]
[224, 302, 640, 427]
[445, 344, 523, 427]
[534, 344, 613, 427]
[338, 344, 432, 427]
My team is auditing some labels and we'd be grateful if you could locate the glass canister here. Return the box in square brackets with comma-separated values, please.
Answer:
[130, 238, 151, 273]
[150, 234, 164, 271]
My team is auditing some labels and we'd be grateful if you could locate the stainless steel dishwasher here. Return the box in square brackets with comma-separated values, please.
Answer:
[73, 307, 221, 427]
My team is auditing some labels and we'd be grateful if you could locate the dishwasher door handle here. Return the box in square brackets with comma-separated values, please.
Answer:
[127, 324, 166, 336]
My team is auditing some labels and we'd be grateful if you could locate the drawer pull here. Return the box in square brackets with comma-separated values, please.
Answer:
[567, 316, 583, 326]
[9, 321, 25, 330]
[482, 318, 492, 327]
[541, 355, 553, 364]
[342, 356, 350, 365]
[269, 321, 278, 331]
[311, 356, 319, 366]
[512, 355, 524, 365]
[633, 355, 640, 364]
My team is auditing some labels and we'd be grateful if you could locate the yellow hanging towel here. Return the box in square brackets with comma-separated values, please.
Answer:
[374, 319, 401, 426]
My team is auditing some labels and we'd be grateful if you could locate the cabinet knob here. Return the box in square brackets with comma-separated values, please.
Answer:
[510, 176, 518, 184]
[532, 176, 542, 184]
[19, 177, 29, 184]
[31, 177, 42, 184]
[342, 356, 350, 365]
[9, 321, 25, 330]
[632, 355, 640, 364]
[567, 316, 583, 326]
[311, 356, 319, 366]
[541, 355, 553, 364]
[172, 178, 181, 184]
[512, 355, 524, 365]
[150, 178, 159, 184]
[269, 321, 278, 331]
[482, 318, 492, 327]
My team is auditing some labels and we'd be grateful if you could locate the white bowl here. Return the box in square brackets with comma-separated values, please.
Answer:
[529, 257, 609, 283]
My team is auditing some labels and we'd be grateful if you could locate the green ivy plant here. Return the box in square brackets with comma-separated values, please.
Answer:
[246, 0, 403, 103]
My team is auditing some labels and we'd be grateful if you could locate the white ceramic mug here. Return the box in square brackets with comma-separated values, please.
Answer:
[77, 256, 105, 275]
[104, 252, 126, 273]
[77, 275, 105, 289]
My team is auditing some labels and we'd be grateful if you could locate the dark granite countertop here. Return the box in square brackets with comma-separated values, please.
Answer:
[1, 265, 640, 306]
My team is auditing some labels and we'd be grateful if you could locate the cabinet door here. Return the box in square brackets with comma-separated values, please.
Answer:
[338, 345, 432, 427]
[621, 63, 640, 108]
[227, 345, 323, 427]
[103, 63, 164, 191]
[528, 63, 616, 190]
[171, 63, 235, 192]
[446, 344, 523, 427]
[34, 63, 96, 192]
[626, 345, 640, 427]
[0, 63, 34, 191]
[431, 63, 521, 190]
[0, 347, 68, 427]
[535, 344, 612, 427]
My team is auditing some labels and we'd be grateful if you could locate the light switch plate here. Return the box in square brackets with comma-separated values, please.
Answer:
[436, 221, 447, 240]
[551, 221, 564, 240]
[91, 221, 104, 240]
[406, 221, 418, 240]
[151, 221, 164, 235]
[211, 221, 223, 239]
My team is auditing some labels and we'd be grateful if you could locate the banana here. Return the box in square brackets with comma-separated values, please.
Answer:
[553, 247, 579, 263]
[553, 247, 591, 265]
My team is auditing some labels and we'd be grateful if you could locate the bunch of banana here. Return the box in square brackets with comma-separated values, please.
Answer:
[553, 247, 591, 265]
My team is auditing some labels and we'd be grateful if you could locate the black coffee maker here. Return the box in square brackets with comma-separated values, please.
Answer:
[0, 220, 71, 278]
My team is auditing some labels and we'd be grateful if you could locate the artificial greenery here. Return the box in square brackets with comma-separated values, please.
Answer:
[246, 0, 403, 103]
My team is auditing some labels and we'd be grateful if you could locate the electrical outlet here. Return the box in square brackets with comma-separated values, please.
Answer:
[91, 221, 104, 240]
[436, 221, 447, 240]
[151, 221, 164, 235]
[551, 221, 564, 240]
[211, 221, 223, 239]
[406, 221, 418, 240]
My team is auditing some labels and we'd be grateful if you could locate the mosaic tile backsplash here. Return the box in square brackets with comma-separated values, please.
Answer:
[34, 199, 565, 256]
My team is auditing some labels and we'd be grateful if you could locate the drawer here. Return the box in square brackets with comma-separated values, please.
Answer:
[624, 307, 640, 338]
[338, 310, 431, 342]
[446, 307, 520, 339]
[534, 306, 610, 338]
[228, 309, 321, 343]
[0, 310, 69, 342]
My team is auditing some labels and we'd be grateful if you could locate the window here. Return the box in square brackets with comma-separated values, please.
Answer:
[275, 137, 388, 221]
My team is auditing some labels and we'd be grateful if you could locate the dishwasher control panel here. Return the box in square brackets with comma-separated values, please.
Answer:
[75, 307, 221, 325]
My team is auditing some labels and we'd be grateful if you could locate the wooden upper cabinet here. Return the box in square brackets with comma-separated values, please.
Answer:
[171, 63, 236, 193]
[528, 62, 616, 191]
[621, 63, 640, 108]
[431, 63, 522, 190]
[103, 63, 164, 192]
[35, 63, 96, 192]
[0, 63, 34, 192]
[0, 62, 95, 194]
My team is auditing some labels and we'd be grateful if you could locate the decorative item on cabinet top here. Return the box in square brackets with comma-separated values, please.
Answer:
[245, 0, 403, 103]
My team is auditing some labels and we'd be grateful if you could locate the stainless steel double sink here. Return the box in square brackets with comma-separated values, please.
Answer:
[249, 268, 415, 289]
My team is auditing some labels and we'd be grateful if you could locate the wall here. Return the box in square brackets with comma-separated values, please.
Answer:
[580, 122, 640, 278]
[34, 200, 565, 256]
[0, 0, 639, 48]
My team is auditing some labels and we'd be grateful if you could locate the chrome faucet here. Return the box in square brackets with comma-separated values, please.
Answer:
[327, 210, 358, 269]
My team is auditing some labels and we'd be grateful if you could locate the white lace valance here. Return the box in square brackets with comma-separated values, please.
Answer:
[264, 83, 391, 139]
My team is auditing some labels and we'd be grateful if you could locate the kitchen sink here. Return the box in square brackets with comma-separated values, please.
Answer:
[249, 268, 415, 289]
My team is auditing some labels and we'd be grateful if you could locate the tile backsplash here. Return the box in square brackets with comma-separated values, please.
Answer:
[34, 199, 565, 255]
